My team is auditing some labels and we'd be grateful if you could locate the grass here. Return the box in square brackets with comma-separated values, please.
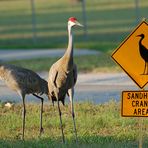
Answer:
[0, 0, 148, 51]
[0, 100, 148, 147]
[5, 53, 120, 73]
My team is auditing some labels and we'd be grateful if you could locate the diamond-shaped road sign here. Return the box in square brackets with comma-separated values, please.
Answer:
[111, 21, 148, 89]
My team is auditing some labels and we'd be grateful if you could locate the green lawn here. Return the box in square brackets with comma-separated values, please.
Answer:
[0, 0, 148, 52]
[0, 100, 148, 147]
[6, 53, 120, 72]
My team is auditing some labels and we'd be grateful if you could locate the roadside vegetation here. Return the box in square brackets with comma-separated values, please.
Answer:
[0, 0, 147, 51]
[0, 100, 148, 147]
[6, 53, 120, 73]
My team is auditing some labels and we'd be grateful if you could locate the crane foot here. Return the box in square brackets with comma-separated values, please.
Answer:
[39, 127, 44, 137]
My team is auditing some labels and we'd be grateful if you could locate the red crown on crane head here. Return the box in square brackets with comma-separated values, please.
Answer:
[68, 17, 77, 22]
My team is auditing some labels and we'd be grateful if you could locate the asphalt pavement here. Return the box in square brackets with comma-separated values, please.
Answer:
[0, 49, 99, 61]
[0, 49, 140, 104]
[0, 71, 139, 104]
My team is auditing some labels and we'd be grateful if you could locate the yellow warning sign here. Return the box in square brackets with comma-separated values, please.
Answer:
[122, 91, 148, 117]
[112, 21, 148, 89]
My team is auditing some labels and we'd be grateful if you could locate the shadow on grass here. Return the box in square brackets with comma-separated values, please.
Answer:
[0, 135, 145, 148]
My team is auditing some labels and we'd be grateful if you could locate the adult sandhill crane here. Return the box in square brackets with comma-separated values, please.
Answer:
[0, 63, 48, 140]
[48, 17, 83, 143]
[137, 34, 148, 74]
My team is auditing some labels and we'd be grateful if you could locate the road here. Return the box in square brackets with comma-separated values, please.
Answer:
[0, 72, 140, 104]
[0, 49, 99, 61]
[0, 49, 141, 104]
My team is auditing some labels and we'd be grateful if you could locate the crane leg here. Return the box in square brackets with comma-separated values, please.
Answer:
[33, 94, 44, 136]
[68, 88, 78, 143]
[21, 94, 26, 140]
[57, 100, 65, 143]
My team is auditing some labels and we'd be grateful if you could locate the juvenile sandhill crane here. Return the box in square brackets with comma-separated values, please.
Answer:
[48, 17, 83, 143]
[0, 63, 48, 140]
[137, 34, 148, 74]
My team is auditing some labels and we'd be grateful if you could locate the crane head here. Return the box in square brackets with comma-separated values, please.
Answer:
[68, 17, 83, 28]
[137, 34, 145, 38]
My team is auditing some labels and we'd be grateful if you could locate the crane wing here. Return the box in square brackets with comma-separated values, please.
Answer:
[49, 65, 59, 88]
[73, 64, 77, 85]
[53, 71, 58, 88]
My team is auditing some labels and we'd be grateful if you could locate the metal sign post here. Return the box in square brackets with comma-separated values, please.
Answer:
[138, 116, 143, 148]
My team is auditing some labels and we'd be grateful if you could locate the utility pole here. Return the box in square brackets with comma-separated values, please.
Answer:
[135, 0, 140, 24]
[81, 0, 87, 38]
[30, 0, 37, 43]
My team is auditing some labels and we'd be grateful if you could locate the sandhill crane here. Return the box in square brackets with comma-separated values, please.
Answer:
[0, 63, 48, 140]
[137, 34, 148, 74]
[48, 17, 83, 143]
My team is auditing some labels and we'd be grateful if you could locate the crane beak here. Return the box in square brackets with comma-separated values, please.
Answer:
[75, 21, 83, 27]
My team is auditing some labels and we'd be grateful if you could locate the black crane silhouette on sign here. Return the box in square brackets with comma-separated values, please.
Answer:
[137, 34, 148, 75]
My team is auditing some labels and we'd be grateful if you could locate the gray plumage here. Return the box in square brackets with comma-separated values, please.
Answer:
[0, 63, 48, 95]
[48, 17, 83, 143]
[0, 63, 48, 140]
[48, 63, 77, 105]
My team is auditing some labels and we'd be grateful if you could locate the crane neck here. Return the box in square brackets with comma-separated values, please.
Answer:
[63, 25, 74, 70]
[66, 25, 73, 57]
